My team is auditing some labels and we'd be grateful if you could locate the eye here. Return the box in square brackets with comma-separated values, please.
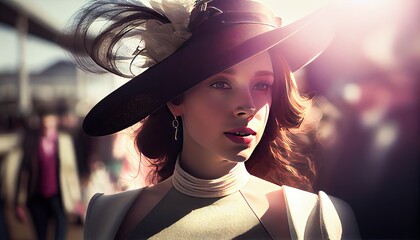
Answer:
[253, 82, 272, 90]
[210, 82, 231, 89]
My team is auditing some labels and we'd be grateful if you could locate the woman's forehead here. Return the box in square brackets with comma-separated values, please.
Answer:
[216, 51, 274, 76]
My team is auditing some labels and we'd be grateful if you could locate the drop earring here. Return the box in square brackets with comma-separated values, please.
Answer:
[172, 115, 179, 141]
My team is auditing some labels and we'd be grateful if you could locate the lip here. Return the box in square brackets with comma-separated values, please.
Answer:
[224, 127, 256, 145]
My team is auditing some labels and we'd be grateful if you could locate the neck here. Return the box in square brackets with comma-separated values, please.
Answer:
[172, 156, 250, 198]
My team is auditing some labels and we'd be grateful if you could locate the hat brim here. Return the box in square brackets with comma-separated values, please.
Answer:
[83, 4, 336, 136]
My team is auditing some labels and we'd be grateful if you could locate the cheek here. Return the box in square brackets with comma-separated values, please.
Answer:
[186, 90, 228, 114]
[253, 93, 272, 118]
[259, 102, 271, 119]
[255, 103, 271, 135]
[182, 95, 226, 132]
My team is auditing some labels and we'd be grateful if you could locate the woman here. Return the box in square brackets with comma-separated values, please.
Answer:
[68, 0, 359, 239]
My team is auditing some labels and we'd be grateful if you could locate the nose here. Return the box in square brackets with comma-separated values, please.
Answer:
[233, 90, 256, 118]
[234, 106, 256, 118]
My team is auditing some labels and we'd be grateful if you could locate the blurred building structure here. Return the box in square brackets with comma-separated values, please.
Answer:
[0, 0, 114, 116]
[1, 0, 63, 115]
[0, 61, 77, 114]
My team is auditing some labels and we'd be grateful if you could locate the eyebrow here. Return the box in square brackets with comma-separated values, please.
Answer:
[221, 69, 274, 77]
[255, 71, 274, 77]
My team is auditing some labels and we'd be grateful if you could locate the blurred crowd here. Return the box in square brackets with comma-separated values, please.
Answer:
[0, 104, 150, 240]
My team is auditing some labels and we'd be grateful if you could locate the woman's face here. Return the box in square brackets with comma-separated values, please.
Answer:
[172, 51, 274, 163]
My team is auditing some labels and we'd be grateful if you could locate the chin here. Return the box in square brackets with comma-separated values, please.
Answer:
[226, 149, 254, 163]
[228, 155, 248, 163]
[216, 144, 257, 163]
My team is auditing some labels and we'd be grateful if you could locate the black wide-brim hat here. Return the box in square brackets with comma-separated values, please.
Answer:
[83, 0, 337, 136]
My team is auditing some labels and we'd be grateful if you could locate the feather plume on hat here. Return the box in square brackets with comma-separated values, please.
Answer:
[68, 0, 195, 77]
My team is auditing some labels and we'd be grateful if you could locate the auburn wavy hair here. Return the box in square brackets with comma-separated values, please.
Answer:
[135, 51, 316, 191]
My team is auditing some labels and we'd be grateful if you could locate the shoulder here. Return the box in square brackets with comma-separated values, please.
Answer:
[244, 176, 318, 201]
[84, 189, 143, 239]
[245, 175, 283, 193]
[85, 189, 142, 218]
[244, 177, 360, 239]
[283, 186, 360, 240]
[328, 195, 361, 239]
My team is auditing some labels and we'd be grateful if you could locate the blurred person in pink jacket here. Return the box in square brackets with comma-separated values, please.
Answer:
[14, 111, 82, 240]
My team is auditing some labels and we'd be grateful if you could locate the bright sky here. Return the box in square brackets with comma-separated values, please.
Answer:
[0, 0, 327, 73]
[0, 0, 89, 73]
